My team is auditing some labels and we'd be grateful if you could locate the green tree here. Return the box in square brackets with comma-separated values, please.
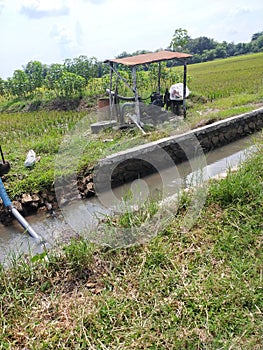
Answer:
[64, 55, 100, 82]
[58, 71, 86, 97]
[215, 44, 227, 59]
[187, 36, 217, 55]
[251, 31, 263, 41]
[44, 64, 65, 96]
[9, 70, 30, 97]
[24, 60, 44, 93]
[45, 64, 86, 97]
[4, 78, 13, 97]
[250, 33, 263, 52]
[169, 28, 190, 52]
[234, 43, 250, 56]
[225, 41, 236, 57]
[0, 77, 5, 96]
[201, 49, 216, 62]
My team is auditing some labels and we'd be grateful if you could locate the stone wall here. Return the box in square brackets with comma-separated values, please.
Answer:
[94, 108, 263, 192]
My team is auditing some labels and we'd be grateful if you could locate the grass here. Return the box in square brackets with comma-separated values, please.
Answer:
[0, 54, 263, 347]
[1, 111, 86, 198]
[186, 52, 263, 126]
[188, 53, 263, 99]
[0, 138, 262, 348]
[1, 111, 153, 198]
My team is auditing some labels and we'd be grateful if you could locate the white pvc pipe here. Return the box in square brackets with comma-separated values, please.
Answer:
[10, 206, 44, 244]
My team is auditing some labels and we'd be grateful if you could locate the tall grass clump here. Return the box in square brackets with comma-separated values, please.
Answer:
[208, 144, 263, 207]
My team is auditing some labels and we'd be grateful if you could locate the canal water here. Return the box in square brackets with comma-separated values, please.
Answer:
[0, 133, 261, 264]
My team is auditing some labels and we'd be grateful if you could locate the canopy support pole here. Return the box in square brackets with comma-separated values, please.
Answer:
[157, 62, 161, 94]
[109, 62, 114, 120]
[183, 59, 187, 119]
[132, 66, 141, 126]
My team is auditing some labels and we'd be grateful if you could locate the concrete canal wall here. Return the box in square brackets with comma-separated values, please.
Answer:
[1, 108, 262, 220]
[94, 107, 263, 191]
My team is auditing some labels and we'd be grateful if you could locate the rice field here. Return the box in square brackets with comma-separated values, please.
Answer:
[187, 52, 263, 100]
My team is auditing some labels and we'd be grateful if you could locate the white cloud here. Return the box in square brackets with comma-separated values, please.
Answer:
[20, 0, 69, 18]
[0, 0, 262, 78]
[50, 23, 82, 58]
[229, 5, 250, 16]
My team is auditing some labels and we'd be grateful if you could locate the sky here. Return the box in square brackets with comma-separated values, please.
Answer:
[0, 0, 262, 79]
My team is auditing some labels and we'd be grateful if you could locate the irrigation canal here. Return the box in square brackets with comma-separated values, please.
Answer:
[0, 132, 261, 264]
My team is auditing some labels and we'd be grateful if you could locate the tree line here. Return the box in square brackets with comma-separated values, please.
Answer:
[0, 29, 262, 99]
[168, 28, 263, 63]
[0, 56, 108, 99]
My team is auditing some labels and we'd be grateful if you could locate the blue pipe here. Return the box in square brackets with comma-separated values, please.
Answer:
[0, 177, 12, 207]
[0, 178, 43, 243]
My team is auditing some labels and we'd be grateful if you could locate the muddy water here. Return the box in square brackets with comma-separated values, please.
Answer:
[0, 133, 261, 264]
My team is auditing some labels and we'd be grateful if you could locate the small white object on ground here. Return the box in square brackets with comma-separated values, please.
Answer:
[24, 149, 36, 167]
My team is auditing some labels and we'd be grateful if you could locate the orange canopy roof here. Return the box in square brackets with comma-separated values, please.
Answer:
[105, 50, 192, 66]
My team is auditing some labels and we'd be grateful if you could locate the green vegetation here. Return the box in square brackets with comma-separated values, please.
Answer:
[1, 28, 263, 104]
[0, 52, 263, 200]
[1, 111, 85, 198]
[186, 52, 263, 126]
[0, 49, 263, 348]
[188, 53, 263, 100]
[0, 140, 262, 349]
[0, 110, 169, 199]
